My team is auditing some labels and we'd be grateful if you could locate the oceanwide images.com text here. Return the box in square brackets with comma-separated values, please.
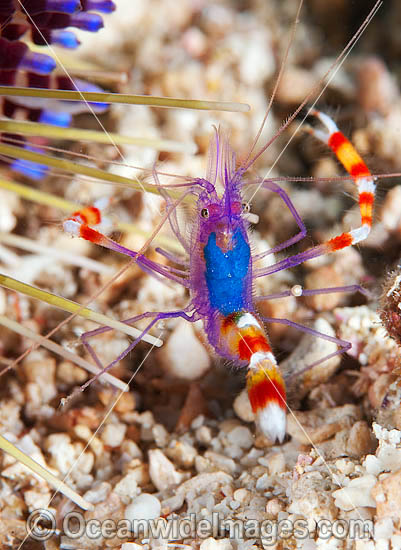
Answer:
[27, 509, 373, 544]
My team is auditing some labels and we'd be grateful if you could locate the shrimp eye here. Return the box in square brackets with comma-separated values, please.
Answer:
[201, 208, 209, 219]
[242, 202, 251, 213]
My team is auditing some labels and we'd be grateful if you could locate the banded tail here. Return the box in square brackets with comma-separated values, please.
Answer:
[221, 312, 286, 442]
[247, 353, 286, 443]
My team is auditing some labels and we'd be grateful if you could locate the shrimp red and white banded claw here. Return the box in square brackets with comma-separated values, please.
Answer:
[307, 109, 376, 249]
[63, 197, 114, 239]
[255, 110, 377, 282]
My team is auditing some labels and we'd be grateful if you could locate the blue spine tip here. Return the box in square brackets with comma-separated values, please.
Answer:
[39, 110, 72, 127]
[46, 0, 81, 14]
[71, 12, 104, 32]
[100, 1, 116, 13]
[12, 145, 49, 180]
[20, 52, 56, 75]
[76, 80, 108, 111]
[51, 30, 80, 49]
[85, 0, 116, 13]
[88, 101, 108, 113]
[74, 79, 103, 94]
[11, 158, 48, 180]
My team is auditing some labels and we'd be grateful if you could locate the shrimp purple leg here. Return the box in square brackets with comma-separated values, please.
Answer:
[247, 179, 307, 259]
[155, 247, 189, 266]
[260, 316, 352, 381]
[255, 283, 369, 301]
[63, 215, 189, 287]
[80, 309, 197, 389]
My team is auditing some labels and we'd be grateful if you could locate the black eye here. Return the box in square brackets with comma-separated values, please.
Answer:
[242, 202, 250, 213]
[201, 208, 209, 219]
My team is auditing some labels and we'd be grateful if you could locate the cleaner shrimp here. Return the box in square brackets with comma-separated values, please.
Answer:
[58, 1, 382, 444]
[1, 2, 400, 546]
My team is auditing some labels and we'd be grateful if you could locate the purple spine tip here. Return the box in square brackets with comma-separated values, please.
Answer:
[20, 51, 56, 75]
[51, 29, 80, 49]
[73, 79, 109, 112]
[83, 0, 116, 13]
[11, 157, 48, 180]
[88, 101, 109, 113]
[45, 0, 81, 14]
[39, 110, 72, 127]
[70, 12, 104, 32]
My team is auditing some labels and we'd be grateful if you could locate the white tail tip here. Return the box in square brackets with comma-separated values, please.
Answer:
[257, 402, 286, 444]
